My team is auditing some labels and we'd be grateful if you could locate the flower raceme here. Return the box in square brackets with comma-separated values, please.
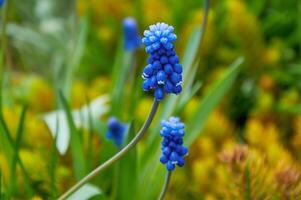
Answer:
[160, 117, 188, 171]
[123, 17, 141, 51]
[106, 117, 128, 147]
[142, 23, 183, 101]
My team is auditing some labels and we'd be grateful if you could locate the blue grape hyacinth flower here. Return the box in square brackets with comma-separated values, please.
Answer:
[141, 23, 183, 101]
[159, 117, 188, 171]
[0, 0, 5, 7]
[106, 117, 128, 147]
[123, 17, 141, 51]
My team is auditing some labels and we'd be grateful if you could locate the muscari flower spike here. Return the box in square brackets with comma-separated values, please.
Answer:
[159, 117, 188, 171]
[0, 0, 5, 7]
[123, 17, 141, 51]
[141, 23, 183, 101]
[106, 117, 128, 147]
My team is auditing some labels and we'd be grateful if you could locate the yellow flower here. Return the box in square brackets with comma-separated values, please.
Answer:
[31, 196, 43, 200]
[226, 0, 264, 68]
[27, 76, 54, 112]
[203, 110, 234, 141]
[76, 0, 90, 16]
[0, 153, 9, 181]
[292, 116, 301, 149]
[72, 80, 88, 108]
[135, 98, 153, 122]
[25, 112, 52, 149]
[263, 47, 280, 66]
[259, 74, 275, 91]
[20, 149, 47, 182]
[97, 26, 114, 42]
[245, 118, 278, 147]
[183, 98, 199, 120]
[2, 105, 21, 137]
[143, 0, 171, 24]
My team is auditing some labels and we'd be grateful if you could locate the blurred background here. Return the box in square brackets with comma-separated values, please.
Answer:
[0, 0, 301, 199]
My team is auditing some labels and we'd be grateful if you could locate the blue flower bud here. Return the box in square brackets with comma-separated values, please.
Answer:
[164, 81, 173, 93]
[154, 87, 164, 100]
[167, 161, 175, 171]
[173, 85, 182, 94]
[142, 79, 151, 91]
[164, 64, 173, 75]
[160, 155, 168, 164]
[157, 70, 166, 85]
[142, 64, 153, 78]
[170, 73, 182, 85]
[173, 64, 183, 74]
[106, 117, 128, 147]
[123, 17, 141, 51]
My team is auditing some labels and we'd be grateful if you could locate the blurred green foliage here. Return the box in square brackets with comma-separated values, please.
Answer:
[0, 0, 301, 199]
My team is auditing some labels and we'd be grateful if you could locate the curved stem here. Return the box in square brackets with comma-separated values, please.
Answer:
[158, 171, 172, 200]
[58, 100, 160, 200]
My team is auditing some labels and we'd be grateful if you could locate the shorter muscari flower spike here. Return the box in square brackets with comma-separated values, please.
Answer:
[159, 117, 188, 171]
[106, 117, 128, 147]
[123, 17, 141, 51]
[141, 22, 183, 101]
[0, 0, 5, 7]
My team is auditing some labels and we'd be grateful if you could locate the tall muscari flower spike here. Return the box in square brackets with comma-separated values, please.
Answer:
[159, 117, 188, 171]
[123, 17, 141, 51]
[142, 23, 183, 101]
[106, 117, 128, 147]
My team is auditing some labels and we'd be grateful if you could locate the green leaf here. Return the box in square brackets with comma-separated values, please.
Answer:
[186, 57, 244, 145]
[59, 91, 86, 180]
[115, 122, 137, 200]
[110, 40, 135, 117]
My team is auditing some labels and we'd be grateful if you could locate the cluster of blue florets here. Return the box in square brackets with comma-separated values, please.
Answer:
[106, 117, 128, 147]
[159, 117, 188, 171]
[141, 23, 183, 101]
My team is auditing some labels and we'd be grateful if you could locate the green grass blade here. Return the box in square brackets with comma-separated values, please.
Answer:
[9, 105, 27, 196]
[48, 133, 59, 199]
[0, 110, 33, 196]
[0, 170, 2, 199]
[59, 91, 86, 180]
[182, 27, 203, 86]
[244, 165, 252, 200]
[85, 95, 94, 171]
[186, 57, 244, 145]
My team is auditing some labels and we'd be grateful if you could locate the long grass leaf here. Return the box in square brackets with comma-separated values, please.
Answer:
[110, 40, 134, 117]
[186, 57, 244, 145]
[115, 122, 137, 200]
[9, 105, 27, 196]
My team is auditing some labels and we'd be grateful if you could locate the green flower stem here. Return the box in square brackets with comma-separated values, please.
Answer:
[58, 100, 160, 200]
[158, 171, 172, 200]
